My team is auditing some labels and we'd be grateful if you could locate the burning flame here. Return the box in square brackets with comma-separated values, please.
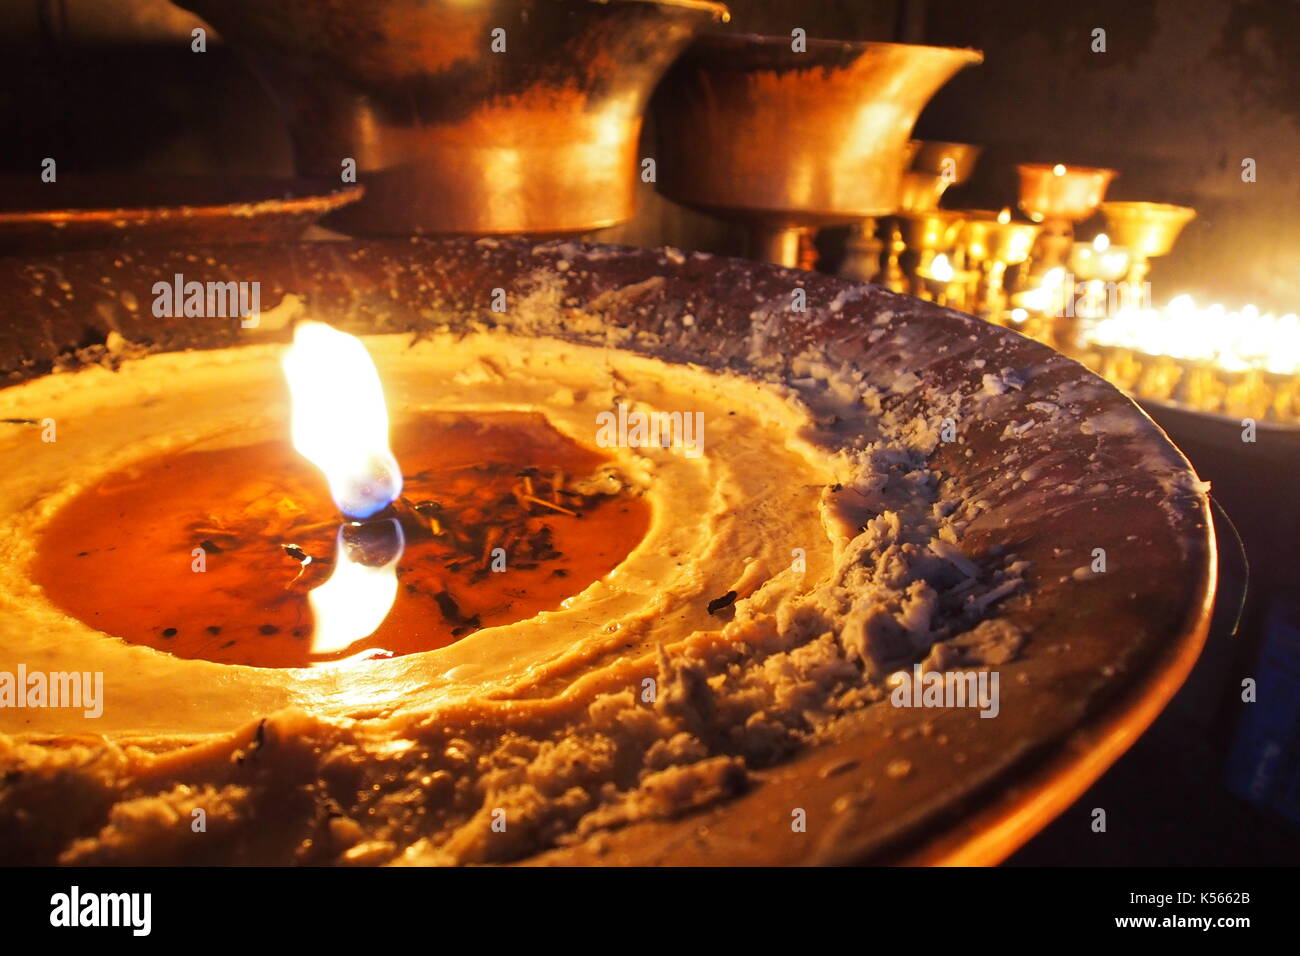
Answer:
[1052, 163, 1067, 177]
[997, 207, 1011, 225]
[1093, 233, 1111, 252]
[282, 320, 406, 659]
[282, 321, 403, 518]
[930, 253, 955, 283]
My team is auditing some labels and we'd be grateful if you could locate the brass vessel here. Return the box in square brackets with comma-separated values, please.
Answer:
[176, 0, 729, 235]
[911, 140, 983, 185]
[1018, 163, 1116, 223]
[894, 209, 965, 295]
[959, 210, 1040, 318]
[898, 172, 951, 214]
[1017, 163, 1116, 284]
[653, 33, 982, 266]
[961, 210, 1040, 266]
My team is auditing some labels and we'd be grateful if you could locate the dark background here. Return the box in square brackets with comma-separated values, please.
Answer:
[0, 0, 1297, 865]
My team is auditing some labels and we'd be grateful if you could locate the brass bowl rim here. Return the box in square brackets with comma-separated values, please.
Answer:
[691, 30, 984, 63]
[0, 184, 365, 227]
[1017, 162, 1117, 178]
[1100, 200, 1197, 219]
[631, 0, 730, 19]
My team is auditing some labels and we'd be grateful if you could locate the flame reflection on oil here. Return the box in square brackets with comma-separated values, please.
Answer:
[307, 519, 405, 659]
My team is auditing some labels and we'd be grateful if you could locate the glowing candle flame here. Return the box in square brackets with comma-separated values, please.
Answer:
[997, 207, 1011, 225]
[930, 253, 955, 282]
[1093, 233, 1110, 252]
[1052, 163, 1067, 177]
[282, 321, 403, 518]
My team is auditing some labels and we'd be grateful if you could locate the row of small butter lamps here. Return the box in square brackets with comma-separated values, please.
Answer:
[843, 146, 1297, 423]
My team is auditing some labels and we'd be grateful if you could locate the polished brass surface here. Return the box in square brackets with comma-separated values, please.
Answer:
[840, 218, 884, 283]
[896, 210, 965, 254]
[845, 141, 979, 280]
[960, 210, 1040, 265]
[898, 172, 951, 213]
[911, 140, 983, 185]
[1017, 164, 1115, 286]
[752, 225, 814, 269]
[956, 211, 1041, 319]
[653, 34, 982, 244]
[1017, 163, 1116, 223]
[0, 174, 362, 254]
[176, 0, 728, 236]
[894, 209, 965, 295]
[882, 223, 910, 293]
[1100, 201, 1196, 282]
[900, 139, 923, 171]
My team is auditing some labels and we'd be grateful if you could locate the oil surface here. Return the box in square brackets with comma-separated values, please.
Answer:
[35, 411, 650, 668]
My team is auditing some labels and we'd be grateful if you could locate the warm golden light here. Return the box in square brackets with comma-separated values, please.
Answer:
[930, 253, 955, 282]
[1093, 233, 1110, 252]
[308, 522, 404, 657]
[1052, 163, 1067, 177]
[997, 206, 1011, 225]
[282, 321, 403, 518]
[1083, 294, 1300, 375]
